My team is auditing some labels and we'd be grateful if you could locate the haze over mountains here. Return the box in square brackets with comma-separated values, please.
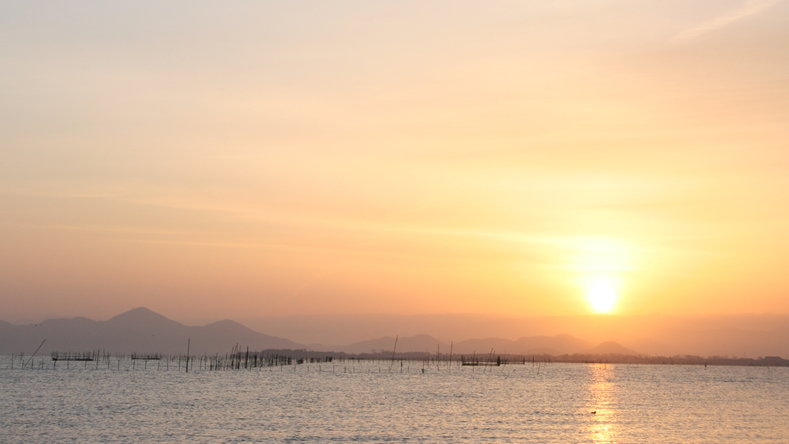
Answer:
[0, 307, 612, 357]
[307, 333, 594, 356]
[1, 308, 787, 358]
[241, 312, 789, 358]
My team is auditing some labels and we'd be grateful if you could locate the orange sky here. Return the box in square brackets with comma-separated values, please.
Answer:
[1, 1, 788, 324]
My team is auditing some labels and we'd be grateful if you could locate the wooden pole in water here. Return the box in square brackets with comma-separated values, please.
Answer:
[186, 338, 191, 373]
[389, 335, 398, 372]
[24, 339, 46, 369]
[449, 341, 453, 373]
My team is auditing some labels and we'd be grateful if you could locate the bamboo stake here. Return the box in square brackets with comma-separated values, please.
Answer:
[24, 339, 46, 369]
[449, 341, 453, 373]
[389, 335, 398, 373]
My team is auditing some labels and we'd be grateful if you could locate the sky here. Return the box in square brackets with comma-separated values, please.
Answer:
[1, 0, 788, 325]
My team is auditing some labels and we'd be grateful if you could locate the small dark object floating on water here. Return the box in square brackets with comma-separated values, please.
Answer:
[591, 411, 597, 414]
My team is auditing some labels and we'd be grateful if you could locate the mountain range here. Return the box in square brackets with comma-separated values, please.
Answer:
[307, 332, 595, 356]
[240, 312, 789, 358]
[0, 307, 300, 356]
[0, 307, 638, 357]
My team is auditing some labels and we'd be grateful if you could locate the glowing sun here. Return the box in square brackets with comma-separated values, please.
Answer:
[585, 276, 617, 313]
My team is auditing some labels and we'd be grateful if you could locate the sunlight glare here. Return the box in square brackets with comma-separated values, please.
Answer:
[586, 276, 617, 313]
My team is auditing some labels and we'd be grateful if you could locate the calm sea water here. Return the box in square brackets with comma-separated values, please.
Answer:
[1, 357, 787, 443]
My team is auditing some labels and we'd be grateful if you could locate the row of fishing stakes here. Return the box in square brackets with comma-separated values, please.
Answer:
[11, 338, 325, 372]
[8, 353, 534, 372]
[10, 337, 547, 372]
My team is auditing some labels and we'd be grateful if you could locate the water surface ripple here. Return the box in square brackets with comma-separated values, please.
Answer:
[2, 359, 787, 443]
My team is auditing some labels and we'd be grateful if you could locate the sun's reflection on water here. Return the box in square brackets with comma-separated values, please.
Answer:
[586, 364, 618, 443]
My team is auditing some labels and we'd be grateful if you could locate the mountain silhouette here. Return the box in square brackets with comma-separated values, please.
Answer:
[0, 307, 301, 355]
[334, 334, 447, 354]
[584, 341, 642, 356]
[106, 307, 183, 330]
[313, 333, 594, 356]
[453, 334, 592, 355]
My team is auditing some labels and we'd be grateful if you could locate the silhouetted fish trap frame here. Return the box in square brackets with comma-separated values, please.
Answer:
[131, 353, 162, 360]
[460, 355, 528, 366]
[51, 351, 95, 361]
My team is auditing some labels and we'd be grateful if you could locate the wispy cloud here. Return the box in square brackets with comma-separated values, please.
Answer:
[671, 0, 783, 43]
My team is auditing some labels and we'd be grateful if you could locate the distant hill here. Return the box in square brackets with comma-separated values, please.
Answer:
[0, 307, 302, 355]
[584, 341, 642, 356]
[343, 334, 447, 354]
[318, 333, 593, 356]
[453, 334, 591, 355]
[239, 313, 789, 359]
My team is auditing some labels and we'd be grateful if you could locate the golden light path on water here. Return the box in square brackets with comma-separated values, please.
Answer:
[587, 365, 618, 443]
